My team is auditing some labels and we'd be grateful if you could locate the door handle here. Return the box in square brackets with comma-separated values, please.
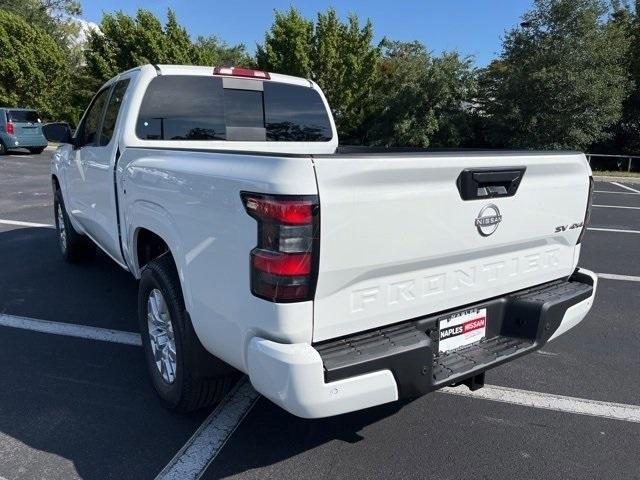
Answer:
[456, 167, 526, 200]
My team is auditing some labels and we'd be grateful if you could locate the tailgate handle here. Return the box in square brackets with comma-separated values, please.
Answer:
[456, 167, 526, 200]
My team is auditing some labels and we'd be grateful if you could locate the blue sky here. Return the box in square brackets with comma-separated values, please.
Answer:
[80, 0, 534, 66]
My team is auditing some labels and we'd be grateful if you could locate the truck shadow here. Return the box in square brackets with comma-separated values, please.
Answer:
[0, 226, 407, 479]
[205, 396, 411, 479]
[0, 226, 138, 330]
[0, 226, 208, 479]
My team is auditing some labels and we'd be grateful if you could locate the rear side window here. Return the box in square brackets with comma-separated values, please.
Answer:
[137, 76, 226, 141]
[8, 110, 39, 123]
[100, 79, 130, 146]
[264, 82, 332, 141]
[136, 76, 332, 142]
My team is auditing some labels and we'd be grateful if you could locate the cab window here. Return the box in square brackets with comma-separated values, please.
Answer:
[76, 88, 110, 148]
[100, 79, 131, 146]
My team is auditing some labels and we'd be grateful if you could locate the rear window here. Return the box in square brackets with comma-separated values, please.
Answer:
[136, 76, 332, 142]
[8, 110, 39, 123]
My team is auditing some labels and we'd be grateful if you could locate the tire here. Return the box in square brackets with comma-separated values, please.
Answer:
[54, 189, 95, 262]
[0, 141, 6, 155]
[138, 255, 233, 412]
[29, 147, 45, 154]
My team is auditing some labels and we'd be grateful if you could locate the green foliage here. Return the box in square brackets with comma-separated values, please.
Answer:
[365, 41, 476, 147]
[193, 35, 254, 68]
[0, 0, 81, 46]
[256, 8, 313, 78]
[258, 7, 379, 143]
[610, 0, 640, 153]
[0, 10, 73, 121]
[84, 8, 251, 85]
[315, 11, 379, 143]
[477, 0, 631, 150]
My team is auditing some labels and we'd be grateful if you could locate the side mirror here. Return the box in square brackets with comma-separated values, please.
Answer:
[43, 122, 73, 144]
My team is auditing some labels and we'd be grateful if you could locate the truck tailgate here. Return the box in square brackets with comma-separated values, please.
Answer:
[311, 151, 591, 342]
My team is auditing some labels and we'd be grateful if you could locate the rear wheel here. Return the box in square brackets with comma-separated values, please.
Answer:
[0, 141, 6, 155]
[138, 255, 233, 412]
[54, 190, 94, 262]
[28, 147, 45, 154]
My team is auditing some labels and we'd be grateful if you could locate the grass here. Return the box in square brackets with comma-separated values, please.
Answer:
[592, 170, 640, 178]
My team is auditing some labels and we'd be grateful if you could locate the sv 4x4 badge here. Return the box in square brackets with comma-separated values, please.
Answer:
[555, 222, 584, 233]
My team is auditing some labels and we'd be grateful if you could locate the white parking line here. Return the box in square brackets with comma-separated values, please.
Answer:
[588, 227, 640, 234]
[155, 377, 260, 480]
[440, 384, 640, 423]
[610, 182, 640, 194]
[0, 219, 54, 228]
[593, 190, 640, 195]
[0, 313, 141, 346]
[597, 273, 640, 282]
[593, 204, 640, 210]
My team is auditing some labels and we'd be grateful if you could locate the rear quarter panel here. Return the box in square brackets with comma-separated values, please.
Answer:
[118, 148, 318, 371]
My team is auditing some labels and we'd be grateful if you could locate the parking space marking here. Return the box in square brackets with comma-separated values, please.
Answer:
[588, 227, 640, 234]
[0, 313, 141, 346]
[440, 384, 640, 423]
[597, 273, 640, 282]
[593, 190, 640, 195]
[0, 219, 54, 228]
[155, 377, 260, 480]
[610, 182, 640, 194]
[593, 204, 640, 210]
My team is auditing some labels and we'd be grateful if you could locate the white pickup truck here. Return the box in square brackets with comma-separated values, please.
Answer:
[48, 64, 597, 418]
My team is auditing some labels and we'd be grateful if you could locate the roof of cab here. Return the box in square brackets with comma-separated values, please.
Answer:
[153, 64, 312, 88]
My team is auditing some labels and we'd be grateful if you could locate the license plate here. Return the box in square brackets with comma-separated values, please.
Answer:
[438, 308, 487, 353]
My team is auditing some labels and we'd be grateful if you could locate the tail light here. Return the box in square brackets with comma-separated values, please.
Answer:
[214, 66, 271, 80]
[577, 176, 594, 244]
[242, 192, 319, 302]
[6, 121, 14, 135]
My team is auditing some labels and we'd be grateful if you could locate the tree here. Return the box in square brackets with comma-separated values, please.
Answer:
[84, 8, 251, 86]
[607, 0, 640, 153]
[257, 7, 379, 143]
[477, 0, 630, 150]
[0, 10, 72, 121]
[364, 41, 476, 147]
[193, 35, 254, 67]
[256, 8, 313, 78]
[0, 0, 82, 46]
[313, 11, 379, 143]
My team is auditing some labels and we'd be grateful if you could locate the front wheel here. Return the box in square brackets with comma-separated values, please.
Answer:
[138, 255, 232, 412]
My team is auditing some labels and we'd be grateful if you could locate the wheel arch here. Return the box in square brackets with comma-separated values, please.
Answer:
[135, 227, 173, 271]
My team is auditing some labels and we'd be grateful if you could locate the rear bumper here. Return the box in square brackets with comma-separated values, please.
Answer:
[0, 133, 47, 148]
[247, 268, 597, 418]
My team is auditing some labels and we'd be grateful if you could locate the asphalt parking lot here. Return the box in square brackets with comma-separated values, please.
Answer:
[0, 148, 638, 480]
